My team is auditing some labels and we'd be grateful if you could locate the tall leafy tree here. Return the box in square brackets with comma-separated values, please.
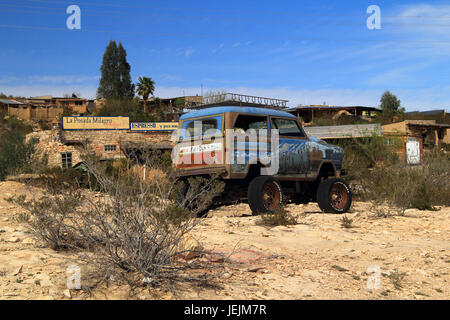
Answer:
[380, 91, 404, 113]
[136, 76, 155, 113]
[97, 40, 135, 99]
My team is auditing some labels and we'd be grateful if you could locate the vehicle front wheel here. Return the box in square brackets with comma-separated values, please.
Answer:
[316, 178, 352, 214]
[248, 176, 283, 215]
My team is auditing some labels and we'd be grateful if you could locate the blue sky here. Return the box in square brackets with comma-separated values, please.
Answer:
[1, 0, 450, 111]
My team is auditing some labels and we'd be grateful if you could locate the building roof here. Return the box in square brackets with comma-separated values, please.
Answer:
[287, 105, 381, 112]
[180, 106, 296, 120]
[383, 120, 450, 134]
[407, 122, 450, 128]
[31, 95, 53, 100]
[405, 109, 446, 116]
[304, 124, 382, 139]
[0, 98, 25, 105]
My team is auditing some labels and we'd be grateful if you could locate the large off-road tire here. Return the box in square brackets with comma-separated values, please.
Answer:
[316, 178, 352, 214]
[248, 176, 283, 215]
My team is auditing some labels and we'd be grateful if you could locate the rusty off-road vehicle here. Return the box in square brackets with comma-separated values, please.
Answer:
[173, 106, 352, 215]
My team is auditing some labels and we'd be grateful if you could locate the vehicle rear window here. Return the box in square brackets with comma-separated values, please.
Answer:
[271, 118, 305, 137]
[181, 117, 220, 139]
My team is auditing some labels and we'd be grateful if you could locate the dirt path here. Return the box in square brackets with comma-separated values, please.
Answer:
[0, 181, 448, 300]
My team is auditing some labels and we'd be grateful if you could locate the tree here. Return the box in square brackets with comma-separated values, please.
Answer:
[97, 40, 135, 99]
[136, 76, 155, 113]
[380, 91, 404, 113]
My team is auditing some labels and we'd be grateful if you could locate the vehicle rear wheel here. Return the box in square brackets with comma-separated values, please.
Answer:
[316, 178, 352, 214]
[248, 176, 283, 215]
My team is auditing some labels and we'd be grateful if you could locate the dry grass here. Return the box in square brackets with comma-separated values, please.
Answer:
[11, 146, 225, 288]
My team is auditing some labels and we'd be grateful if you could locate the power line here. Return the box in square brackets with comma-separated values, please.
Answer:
[3, 5, 450, 28]
[13, 0, 450, 19]
[1, 23, 450, 44]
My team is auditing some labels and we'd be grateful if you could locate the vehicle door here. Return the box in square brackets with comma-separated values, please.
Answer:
[270, 117, 309, 176]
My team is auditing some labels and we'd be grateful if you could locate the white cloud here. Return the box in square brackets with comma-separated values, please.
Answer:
[211, 43, 225, 53]
[366, 61, 434, 86]
[395, 4, 450, 36]
[2, 84, 448, 112]
[0, 76, 19, 84]
[27, 75, 99, 84]
[184, 48, 195, 57]
[0, 84, 97, 99]
[154, 86, 450, 111]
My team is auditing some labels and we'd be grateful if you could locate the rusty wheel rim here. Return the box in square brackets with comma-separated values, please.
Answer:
[329, 182, 349, 210]
[262, 181, 280, 211]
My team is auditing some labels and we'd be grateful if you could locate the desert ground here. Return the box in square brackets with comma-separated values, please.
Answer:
[0, 180, 448, 300]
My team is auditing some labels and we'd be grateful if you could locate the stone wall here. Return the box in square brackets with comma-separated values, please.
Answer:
[27, 128, 174, 168]
[27, 130, 83, 168]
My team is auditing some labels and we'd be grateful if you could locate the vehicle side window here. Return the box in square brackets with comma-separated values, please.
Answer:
[271, 118, 305, 137]
[233, 115, 268, 132]
[182, 117, 220, 139]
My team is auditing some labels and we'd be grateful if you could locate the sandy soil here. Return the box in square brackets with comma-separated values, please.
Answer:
[0, 181, 448, 300]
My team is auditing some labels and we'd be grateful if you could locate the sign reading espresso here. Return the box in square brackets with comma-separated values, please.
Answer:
[130, 122, 178, 131]
[62, 116, 130, 130]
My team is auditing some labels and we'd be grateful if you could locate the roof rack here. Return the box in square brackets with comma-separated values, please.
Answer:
[187, 93, 288, 110]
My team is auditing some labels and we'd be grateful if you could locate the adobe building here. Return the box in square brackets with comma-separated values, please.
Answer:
[1, 95, 90, 123]
[286, 105, 381, 124]
[28, 95, 89, 114]
[27, 124, 173, 169]
[0, 98, 28, 117]
[382, 120, 450, 165]
[382, 120, 450, 147]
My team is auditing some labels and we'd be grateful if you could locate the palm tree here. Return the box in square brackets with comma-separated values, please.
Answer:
[136, 76, 155, 113]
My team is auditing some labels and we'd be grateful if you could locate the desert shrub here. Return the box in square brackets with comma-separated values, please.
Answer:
[387, 270, 407, 290]
[341, 215, 354, 228]
[337, 134, 401, 175]
[256, 207, 298, 227]
[337, 134, 449, 214]
[175, 175, 225, 216]
[358, 148, 449, 215]
[38, 121, 52, 131]
[13, 193, 83, 250]
[96, 98, 164, 122]
[312, 117, 334, 127]
[0, 130, 38, 180]
[0, 115, 37, 180]
[0, 115, 33, 134]
[13, 149, 224, 286]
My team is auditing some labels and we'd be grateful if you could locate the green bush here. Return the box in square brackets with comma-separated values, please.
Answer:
[0, 130, 38, 180]
[96, 98, 165, 122]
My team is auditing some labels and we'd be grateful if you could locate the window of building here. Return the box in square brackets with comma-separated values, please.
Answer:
[61, 152, 72, 168]
[105, 145, 117, 152]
